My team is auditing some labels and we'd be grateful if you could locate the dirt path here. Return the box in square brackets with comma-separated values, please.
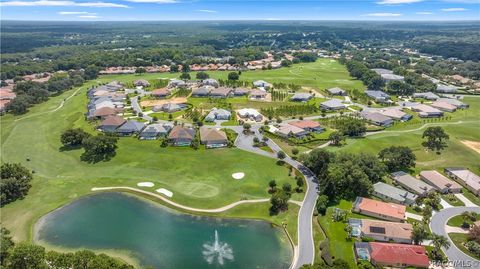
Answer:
[461, 140, 480, 154]
[91, 186, 302, 213]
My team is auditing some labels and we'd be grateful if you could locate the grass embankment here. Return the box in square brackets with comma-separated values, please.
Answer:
[0, 82, 303, 244]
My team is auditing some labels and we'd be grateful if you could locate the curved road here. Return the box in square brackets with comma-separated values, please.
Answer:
[430, 206, 480, 269]
[228, 125, 318, 268]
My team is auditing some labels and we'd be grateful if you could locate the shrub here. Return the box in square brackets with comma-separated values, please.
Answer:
[465, 241, 480, 256]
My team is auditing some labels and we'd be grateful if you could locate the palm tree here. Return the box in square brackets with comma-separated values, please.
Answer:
[431, 233, 450, 260]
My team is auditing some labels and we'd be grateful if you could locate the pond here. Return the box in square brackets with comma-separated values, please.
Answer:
[35, 192, 292, 269]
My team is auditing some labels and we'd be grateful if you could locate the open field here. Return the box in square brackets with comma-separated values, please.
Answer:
[0, 81, 302, 243]
[96, 58, 364, 91]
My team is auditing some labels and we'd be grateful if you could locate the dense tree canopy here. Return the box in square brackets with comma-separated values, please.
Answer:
[422, 127, 449, 152]
[0, 163, 33, 206]
[378, 146, 416, 172]
[81, 134, 119, 163]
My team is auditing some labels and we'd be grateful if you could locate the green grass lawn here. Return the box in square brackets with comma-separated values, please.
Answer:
[99, 58, 364, 92]
[447, 214, 480, 227]
[318, 200, 362, 269]
[0, 83, 303, 243]
[328, 97, 480, 175]
[442, 193, 465, 207]
[448, 233, 480, 260]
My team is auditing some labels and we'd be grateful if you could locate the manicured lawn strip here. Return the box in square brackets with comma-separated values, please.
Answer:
[448, 233, 480, 260]
[313, 217, 326, 263]
[462, 190, 480, 206]
[0, 84, 302, 242]
[442, 193, 465, 207]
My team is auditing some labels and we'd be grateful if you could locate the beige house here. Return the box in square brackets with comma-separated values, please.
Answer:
[349, 218, 413, 244]
[445, 168, 480, 196]
[420, 170, 462, 193]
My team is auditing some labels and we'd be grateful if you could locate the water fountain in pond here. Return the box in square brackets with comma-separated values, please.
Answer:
[202, 230, 234, 265]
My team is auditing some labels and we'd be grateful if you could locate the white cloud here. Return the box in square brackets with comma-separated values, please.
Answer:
[364, 13, 403, 17]
[123, 0, 177, 3]
[377, 0, 423, 4]
[441, 7, 468, 11]
[196, 9, 217, 13]
[416, 11, 433, 14]
[78, 15, 100, 18]
[442, 0, 479, 3]
[59, 11, 96, 15]
[0, 1, 129, 8]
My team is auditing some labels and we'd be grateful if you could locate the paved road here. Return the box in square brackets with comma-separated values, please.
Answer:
[430, 206, 480, 269]
[227, 124, 318, 268]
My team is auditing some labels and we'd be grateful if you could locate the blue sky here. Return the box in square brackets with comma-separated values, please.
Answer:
[0, 0, 479, 21]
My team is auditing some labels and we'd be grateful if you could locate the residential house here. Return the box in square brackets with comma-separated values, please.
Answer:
[320, 99, 346, 111]
[153, 103, 187, 113]
[438, 98, 469, 109]
[381, 73, 405, 83]
[365, 91, 390, 103]
[436, 84, 457, 93]
[413, 92, 439, 100]
[391, 171, 434, 197]
[398, 101, 419, 109]
[199, 127, 228, 148]
[237, 108, 263, 122]
[192, 86, 212, 97]
[210, 87, 233, 98]
[204, 108, 231, 122]
[253, 80, 272, 90]
[168, 126, 196, 146]
[373, 182, 418, 205]
[151, 88, 171, 99]
[411, 104, 443, 118]
[379, 108, 412, 121]
[233, 88, 250, 96]
[431, 101, 457, 112]
[249, 89, 267, 100]
[352, 197, 406, 222]
[98, 115, 126, 133]
[371, 68, 393, 75]
[354, 242, 429, 268]
[168, 79, 186, 88]
[288, 120, 324, 133]
[202, 78, 219, 88]
[134, 79, 150, 87]
[290, 93, 313, 102]
[105, 81, 124, 91]
[116, 120, 145, 136]
[92, 107, 117, 119]
[360, 111, 393, 127]
[348, 219, 413, 244]
[275, 124, 309, 138]
[95, 100, 116, 110]
[139, 124, 170, 140]
[327, 87, 346, 96]
[420, 170, 462, 194]
[445, 168, 480, 196]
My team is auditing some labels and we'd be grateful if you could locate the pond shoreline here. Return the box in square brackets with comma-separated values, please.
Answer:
[33, 191, 295, 269]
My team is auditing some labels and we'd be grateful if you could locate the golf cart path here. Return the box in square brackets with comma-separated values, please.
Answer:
[15, 86, 84, 122]
[91, 186, 302, 213]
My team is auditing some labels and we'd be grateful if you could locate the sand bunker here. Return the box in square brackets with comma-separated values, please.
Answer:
[232, 172, 245, 180]
[461, 140, 480, 154]
[140, 97, 188, 107]
[137, 182, 155, 187]
[156, 188, 173, 197]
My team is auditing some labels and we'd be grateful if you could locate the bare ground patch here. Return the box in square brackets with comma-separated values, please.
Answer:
[140, 97, 187, 107]
[461, 140, 480, 154]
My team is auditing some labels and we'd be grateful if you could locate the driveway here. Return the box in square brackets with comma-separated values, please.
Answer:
[430, 206, 480, 269]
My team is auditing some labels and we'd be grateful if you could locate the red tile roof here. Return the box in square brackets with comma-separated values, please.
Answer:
[357, 197, 406, 220]
[370, 242, 429, 268]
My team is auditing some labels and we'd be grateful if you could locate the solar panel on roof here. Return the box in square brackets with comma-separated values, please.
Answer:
[369, 226, 386, 234]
